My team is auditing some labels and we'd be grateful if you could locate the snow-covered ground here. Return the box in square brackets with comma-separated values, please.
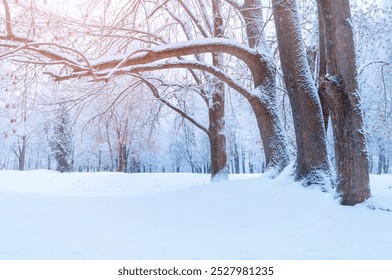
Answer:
[0, 167, 391, 260]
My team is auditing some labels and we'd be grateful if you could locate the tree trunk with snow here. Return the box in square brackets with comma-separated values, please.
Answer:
[239, 0, 290, 176]
[317, 0, 370, 205]
[208, 61, 228, 180]
[208, 98, 228, 180]
[272, 0, 330, 185]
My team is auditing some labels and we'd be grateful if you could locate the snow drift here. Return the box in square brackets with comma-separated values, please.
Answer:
[0, 168, 391, 260]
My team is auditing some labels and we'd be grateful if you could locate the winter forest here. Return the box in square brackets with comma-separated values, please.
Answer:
[1, 0, 392, 261]
[0, 0, 392, 205]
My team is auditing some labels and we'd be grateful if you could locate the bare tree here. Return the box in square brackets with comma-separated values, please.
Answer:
[0, 0, 290, 178]
[152, 0, 230, 181]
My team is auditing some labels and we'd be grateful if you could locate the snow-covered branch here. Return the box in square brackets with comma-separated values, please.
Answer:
[48, 59, 255, 101]
[1, 35, 272, 81]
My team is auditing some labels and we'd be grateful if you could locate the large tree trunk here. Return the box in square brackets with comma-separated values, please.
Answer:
[208, 98, 228, 180]
[209, 0, 228, 181]
[317, 0, 370, 205]
[272, 0, 330, 185]
[240, 0, 290, 176]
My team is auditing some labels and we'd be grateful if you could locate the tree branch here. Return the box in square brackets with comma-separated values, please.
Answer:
[1, 36, 272, 88]
[222, 0, 241, 10]
[175, 0, 209, 37]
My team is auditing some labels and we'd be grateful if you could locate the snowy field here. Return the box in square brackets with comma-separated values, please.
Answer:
[0, 167, 392, 260]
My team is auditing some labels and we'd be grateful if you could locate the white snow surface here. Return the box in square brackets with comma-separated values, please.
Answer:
[0, 167, 391, 260]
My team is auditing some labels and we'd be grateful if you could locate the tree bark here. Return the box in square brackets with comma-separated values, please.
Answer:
[317, 0, 370, 205]
[209, 0, 228, 181]
[317, 8, 330, 131]
[18, 135, 27, 171]
[208, 73, 228, 180]
[272, 0, 330, 185]
[240, 0, 290, 176]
